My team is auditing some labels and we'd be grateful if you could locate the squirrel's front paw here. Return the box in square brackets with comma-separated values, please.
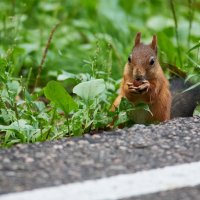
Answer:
[127, 82, 140, 93]
[136, 80, 150, 94]
[127, 81, 150, 94]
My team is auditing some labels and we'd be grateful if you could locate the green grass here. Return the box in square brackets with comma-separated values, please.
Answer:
[0, 0, 200, 147]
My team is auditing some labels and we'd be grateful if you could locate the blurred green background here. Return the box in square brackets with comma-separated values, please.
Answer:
[0, 0, 200, 86]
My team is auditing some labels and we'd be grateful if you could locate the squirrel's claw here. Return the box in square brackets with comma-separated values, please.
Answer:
[127, 82, 139, 93]
[137, 82, 150, 93]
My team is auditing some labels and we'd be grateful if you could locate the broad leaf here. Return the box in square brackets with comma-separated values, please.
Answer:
[44, 81, 78, 115]
[119, 97, 134, 111]
[7, 81, 22, 97]
[73, 79, 106, 102]
[0, 119, 33, 131]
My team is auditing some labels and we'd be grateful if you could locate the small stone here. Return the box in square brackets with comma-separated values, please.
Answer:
[35, 152, 45, 158]
[174, 145, 181, 149]
[78, 140, 89, 145]
[66, 141, 75, 146]
[92, 134, 101, 139]
[81, 160, 94, 166]
[3, 158, 10, 163]
[16, 144, 27, 149]
[132, 140, 149, 148]
[184, 136, 191, 140]
[53, 145, 63, 150]
[108, 165, 127, 171]
[119, 146, 127, 151]
[83, 134, 91, 138]
[90, 144, 98, 148]
[162, 144, 170, 149]
[25, 157, 34, 163]
[172, 132, 177, 136]
[6, 171, 15, 176]
[94, 163, 103, 169]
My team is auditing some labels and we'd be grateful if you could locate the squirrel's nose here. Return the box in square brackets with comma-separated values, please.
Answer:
[135, 75, 145, 81]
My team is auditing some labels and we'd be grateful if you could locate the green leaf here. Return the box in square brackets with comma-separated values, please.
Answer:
[57, 71, 76, 81]
[6, 139, 21, 146]
[116, 111, 128, 125]
[134, 103, 153, 116]
[44, 81, 78, 115]
[7, 81, 22, 97]
[34, 101, 46, 111]
[24, 89, 32, 103]
[186, 55, 200, 69]
[119, 97, 134, 111]
[73, 79, 106, 102]
[185, 74, 197, 83]
[11, 120, 33, 131]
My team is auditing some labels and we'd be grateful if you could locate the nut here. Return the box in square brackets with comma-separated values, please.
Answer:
[133, 80, 143, 87]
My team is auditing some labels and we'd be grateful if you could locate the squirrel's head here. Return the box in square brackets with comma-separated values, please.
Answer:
[127, 32, 159, 82]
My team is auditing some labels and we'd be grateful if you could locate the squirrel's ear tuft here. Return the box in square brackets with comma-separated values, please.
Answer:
[134, 32, 141, 47]
[151, 35, 157, 54]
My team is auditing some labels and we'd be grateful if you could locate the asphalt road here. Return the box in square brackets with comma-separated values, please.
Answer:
[125, 186, 200, 200]
[0, 116, 200, 199]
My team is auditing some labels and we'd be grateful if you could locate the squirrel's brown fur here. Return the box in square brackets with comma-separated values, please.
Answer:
[112, 32, 171, 124]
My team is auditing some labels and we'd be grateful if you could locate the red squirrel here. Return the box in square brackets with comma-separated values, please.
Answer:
[112, 32, 172, 124]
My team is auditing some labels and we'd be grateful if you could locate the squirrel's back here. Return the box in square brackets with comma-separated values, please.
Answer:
[170, 77, 200, 118]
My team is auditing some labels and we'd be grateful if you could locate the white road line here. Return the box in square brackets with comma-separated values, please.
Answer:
[1, 161, 200, 200]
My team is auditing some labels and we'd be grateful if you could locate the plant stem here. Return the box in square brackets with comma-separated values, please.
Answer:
[107, 43, 112, 80]
[169, 0, 182, 67]
[14, 102, 19, 120]
[33, 22, 60, 92]
[46, 106, 57, 139]
[66, 115, 70, 136]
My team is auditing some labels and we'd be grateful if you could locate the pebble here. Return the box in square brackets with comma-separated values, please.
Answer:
[25, 157, 34, 163]
[6, 171, 15, 176]
[66, 140, 75, 146]
[78, 140, 89, 145]
[53, 145, 63, 150]
[184, 136, 191, 140]
[3, 158, 11, 163]
[92, 134, 101, 139]
[119, 146, 127, 151]
[35, 152, 45, 158]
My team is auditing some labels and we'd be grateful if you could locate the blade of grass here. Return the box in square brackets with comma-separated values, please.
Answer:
[182, 82, 200, 93]
[187, 42, 200, 53]
[186, 54, 200, 69]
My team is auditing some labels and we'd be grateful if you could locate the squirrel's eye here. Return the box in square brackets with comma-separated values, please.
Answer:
[149, 56, 155, 65]
[128, 55, 132, 63]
